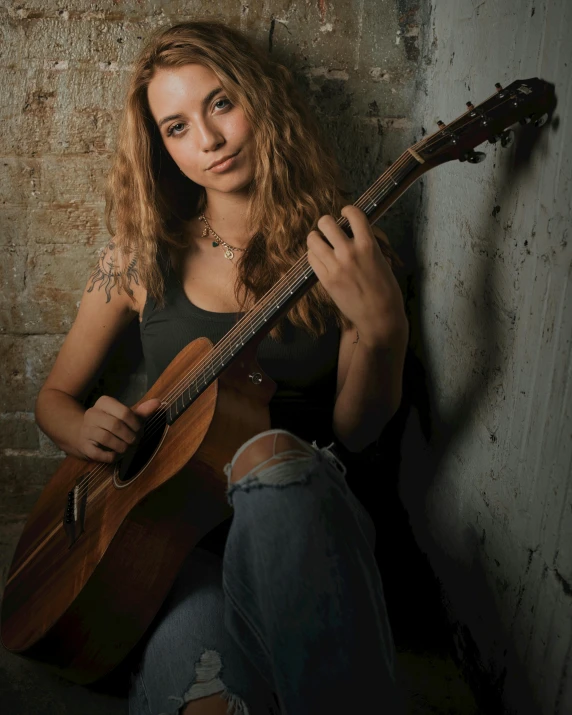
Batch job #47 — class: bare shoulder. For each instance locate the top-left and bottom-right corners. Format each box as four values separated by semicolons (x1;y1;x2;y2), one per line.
87;240;147;319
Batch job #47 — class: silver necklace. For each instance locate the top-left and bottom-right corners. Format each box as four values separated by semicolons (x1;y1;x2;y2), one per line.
199;213;247;261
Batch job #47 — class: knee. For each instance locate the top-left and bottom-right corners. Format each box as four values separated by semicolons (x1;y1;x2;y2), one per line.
180;692;229;714
226;429;315;485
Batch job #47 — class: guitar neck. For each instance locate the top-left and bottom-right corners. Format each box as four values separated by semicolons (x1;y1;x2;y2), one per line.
165;150;427;424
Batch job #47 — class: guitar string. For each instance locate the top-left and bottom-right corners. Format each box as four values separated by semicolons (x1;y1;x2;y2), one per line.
72;92;521;503
70;150;419;502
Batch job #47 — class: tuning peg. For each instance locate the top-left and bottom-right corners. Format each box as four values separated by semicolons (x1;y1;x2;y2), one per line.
500;130;514;148
466;101;474;109
468;151;486;163
437;120;446;128
533;113;548;127
495;82;503;91
488;135;501;144
461;150;486;163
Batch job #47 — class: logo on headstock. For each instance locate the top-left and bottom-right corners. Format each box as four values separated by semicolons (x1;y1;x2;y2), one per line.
517;84;533;95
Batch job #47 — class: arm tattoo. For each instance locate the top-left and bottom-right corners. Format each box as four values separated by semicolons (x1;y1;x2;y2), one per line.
87;241;139;303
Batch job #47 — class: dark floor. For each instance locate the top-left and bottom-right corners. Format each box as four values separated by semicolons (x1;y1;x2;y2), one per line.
346;410;483;715
382;495;483;714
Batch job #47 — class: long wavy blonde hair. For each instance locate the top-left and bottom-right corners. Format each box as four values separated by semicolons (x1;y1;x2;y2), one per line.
105;20;401;340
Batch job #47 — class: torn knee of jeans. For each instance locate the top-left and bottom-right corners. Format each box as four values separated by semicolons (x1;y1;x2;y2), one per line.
165;649;250;715
225;453;318;507
223;439;347;503
223;430;316;484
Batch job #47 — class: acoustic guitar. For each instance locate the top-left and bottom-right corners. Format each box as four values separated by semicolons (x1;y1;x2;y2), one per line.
0;79;554;684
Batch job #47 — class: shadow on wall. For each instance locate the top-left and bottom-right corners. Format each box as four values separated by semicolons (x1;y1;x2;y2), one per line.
389;98;559;715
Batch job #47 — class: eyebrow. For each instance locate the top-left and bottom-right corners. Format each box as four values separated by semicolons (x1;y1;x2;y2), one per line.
158;86;224;128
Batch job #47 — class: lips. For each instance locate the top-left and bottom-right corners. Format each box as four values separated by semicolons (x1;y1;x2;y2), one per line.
207;151;240;171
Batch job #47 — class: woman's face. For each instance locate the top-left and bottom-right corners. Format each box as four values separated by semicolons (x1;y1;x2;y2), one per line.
147;63;255;195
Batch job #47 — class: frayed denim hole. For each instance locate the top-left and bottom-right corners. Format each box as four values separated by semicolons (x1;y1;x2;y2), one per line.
226;458;316;507
159;649;252;715
225;449;319;503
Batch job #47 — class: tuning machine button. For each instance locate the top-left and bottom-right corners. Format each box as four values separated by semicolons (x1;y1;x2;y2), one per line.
437;120;446;128
500;130;514;148
249;372;263;385
533;113;548;127
467;151;486;163
460;150;486;163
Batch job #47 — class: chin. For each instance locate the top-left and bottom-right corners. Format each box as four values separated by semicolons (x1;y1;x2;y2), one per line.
213;173;254;194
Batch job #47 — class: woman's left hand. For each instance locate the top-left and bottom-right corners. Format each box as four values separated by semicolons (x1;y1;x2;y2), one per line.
306;205;408;348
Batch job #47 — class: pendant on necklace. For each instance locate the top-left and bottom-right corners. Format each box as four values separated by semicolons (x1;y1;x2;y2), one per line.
212;241;219;247
224;249;234;260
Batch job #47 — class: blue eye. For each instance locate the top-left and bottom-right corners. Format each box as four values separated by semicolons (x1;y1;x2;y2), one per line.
166;122;185;137
214;98;231;110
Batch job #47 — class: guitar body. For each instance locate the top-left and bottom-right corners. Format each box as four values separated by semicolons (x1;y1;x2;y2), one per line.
0;336;276;684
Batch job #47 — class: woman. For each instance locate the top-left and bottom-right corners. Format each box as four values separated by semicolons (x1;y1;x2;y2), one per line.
35;20;408;715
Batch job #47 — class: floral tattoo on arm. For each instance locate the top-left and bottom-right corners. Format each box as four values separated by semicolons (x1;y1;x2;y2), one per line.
87;242;139;302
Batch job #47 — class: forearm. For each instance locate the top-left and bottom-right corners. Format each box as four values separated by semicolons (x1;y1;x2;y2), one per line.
332;328;408;453
35;388;87;459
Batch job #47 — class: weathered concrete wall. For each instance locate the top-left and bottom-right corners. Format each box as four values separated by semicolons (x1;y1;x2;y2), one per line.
401;0;572;712
0;1;423;711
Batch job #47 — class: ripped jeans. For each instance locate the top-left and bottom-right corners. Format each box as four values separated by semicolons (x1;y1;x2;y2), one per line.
128;429;402;714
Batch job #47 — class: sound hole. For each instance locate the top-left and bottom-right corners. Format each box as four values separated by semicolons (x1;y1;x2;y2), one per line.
115;411;168;484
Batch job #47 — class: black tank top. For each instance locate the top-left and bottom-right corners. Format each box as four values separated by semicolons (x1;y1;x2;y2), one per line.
139;250;341;447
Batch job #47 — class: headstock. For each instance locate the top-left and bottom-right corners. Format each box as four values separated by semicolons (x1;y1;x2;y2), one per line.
416;78;555;166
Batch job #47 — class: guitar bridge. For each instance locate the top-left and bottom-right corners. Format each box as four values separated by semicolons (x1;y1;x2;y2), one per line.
62;476;88;548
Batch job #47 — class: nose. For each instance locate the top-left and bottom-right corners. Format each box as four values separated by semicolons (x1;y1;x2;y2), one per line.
196;117;225;153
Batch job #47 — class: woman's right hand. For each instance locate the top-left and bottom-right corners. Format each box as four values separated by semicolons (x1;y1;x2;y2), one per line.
77;395;162;463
